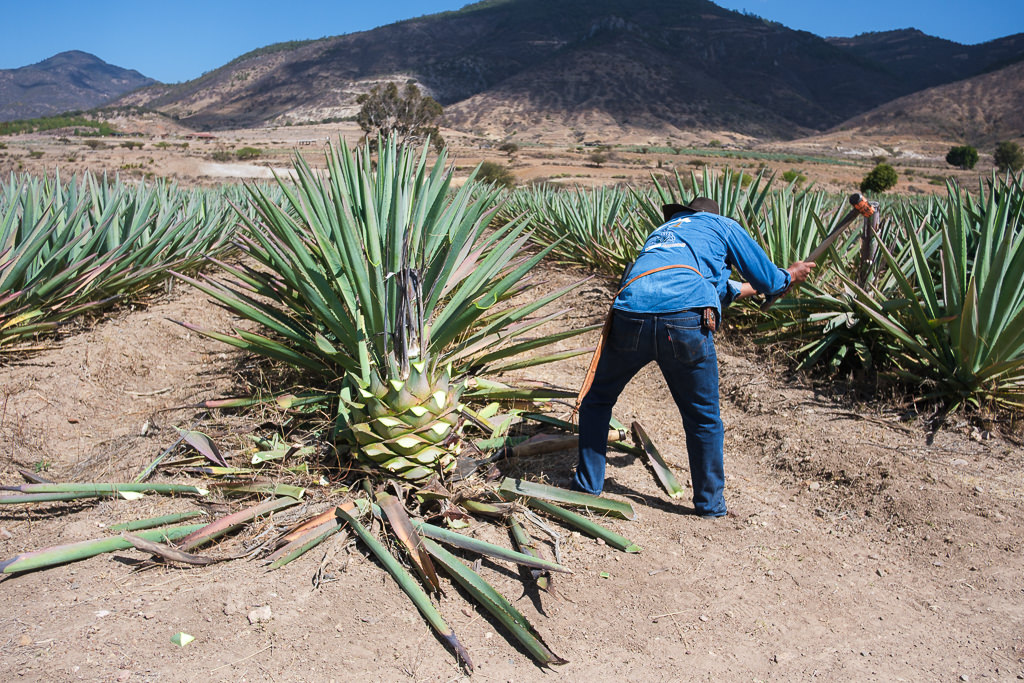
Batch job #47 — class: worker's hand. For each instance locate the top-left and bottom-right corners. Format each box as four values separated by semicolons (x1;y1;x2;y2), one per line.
787;260;816;285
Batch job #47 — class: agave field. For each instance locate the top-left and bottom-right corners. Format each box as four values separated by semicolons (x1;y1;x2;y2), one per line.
0;172;254;350
2;136;1023;671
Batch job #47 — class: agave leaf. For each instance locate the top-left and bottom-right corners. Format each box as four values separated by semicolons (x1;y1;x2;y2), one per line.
409;518;571;574
108;511;206;532
211;483;305;499
178;496;300;551
0;482;209;497
335;505;473;671
501;493;640;553
267;521;347;570
177;429;228;467
133;430;189;483
498;477;636;520
0;523;207;574
377;492;441;593
0;491;109;504
422;538;567;667
631;422;686;499
121;533;220;566
509;514;550;591
276;501;358;546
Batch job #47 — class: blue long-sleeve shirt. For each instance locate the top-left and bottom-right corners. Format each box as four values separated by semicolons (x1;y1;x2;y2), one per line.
614;211;790;314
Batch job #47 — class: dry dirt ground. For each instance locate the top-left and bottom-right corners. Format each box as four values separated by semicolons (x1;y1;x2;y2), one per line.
0;117;994;198
1;264;1022;683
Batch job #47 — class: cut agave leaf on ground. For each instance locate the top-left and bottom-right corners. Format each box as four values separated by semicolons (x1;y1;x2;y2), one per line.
108;511;206;532
211;483;305;499
276;502;357;546
509;514;550;591
0;524;207;574
121;533;220;565
377;492;441;593
267;521;346;570
521;413;639;453
501;493;641;553
0;483;209;497
631;422;686;499
198;391;330;410
178;496;300;551
408;518;571;574
498;477;636;520
460;499;515;518
422;538;567;667
133;431;189;483
0;491;113;505
177;429;228;467
335;506;473;672
170;632;194;647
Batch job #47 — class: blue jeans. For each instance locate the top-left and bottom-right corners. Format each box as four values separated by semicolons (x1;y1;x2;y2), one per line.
573;309;727;517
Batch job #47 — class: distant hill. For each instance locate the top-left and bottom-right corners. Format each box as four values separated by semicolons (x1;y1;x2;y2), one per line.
831;59;1024;144
0;51;156;122
826;29;1024;91
116;0;1024;141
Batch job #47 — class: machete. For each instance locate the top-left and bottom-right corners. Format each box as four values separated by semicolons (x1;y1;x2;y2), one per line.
760;193;876;310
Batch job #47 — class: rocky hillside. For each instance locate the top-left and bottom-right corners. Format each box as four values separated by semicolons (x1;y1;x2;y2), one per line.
831;58;1024;144
108;0;1023;141
826;29;1024;91
0;51;156;122
115;0;1020;139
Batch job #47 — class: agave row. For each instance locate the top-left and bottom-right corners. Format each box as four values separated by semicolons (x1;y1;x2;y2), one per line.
0;172;257;350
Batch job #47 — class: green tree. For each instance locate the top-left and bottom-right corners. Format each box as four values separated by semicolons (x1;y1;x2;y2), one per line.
859;163;898;194
476;161;515;189
945;145;978;170
356;82;444;151
994;141;1024;173
588;151;608;167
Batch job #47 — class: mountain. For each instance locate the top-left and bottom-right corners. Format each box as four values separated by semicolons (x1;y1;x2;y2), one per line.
110;0;899;138
830;59;1024;144
0;51;157;122
826;29;1024;90
115;0;1024;140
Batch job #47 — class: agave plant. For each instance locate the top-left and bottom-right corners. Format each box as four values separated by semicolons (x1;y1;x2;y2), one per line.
638;166;775;229
505;184;646;278
0;172;241;350
843;174;1024;410
180;135;591;481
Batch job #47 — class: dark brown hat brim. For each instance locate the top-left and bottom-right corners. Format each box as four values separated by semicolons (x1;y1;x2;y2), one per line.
661;197;721;222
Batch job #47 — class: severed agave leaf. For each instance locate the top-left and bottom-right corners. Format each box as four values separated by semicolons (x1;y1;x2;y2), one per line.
423;538;567;667
631;422;686;499
498;477;636;520
376;492;441;593
335;505;473;671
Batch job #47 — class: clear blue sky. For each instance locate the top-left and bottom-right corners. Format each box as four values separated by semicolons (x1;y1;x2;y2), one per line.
1;1;1021;84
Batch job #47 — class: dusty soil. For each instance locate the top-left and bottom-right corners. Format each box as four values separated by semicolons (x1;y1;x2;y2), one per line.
1;263;1023;682
0;116;994;197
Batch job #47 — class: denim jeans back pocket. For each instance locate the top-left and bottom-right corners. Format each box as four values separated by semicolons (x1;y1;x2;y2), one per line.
609;314;644;353
666;322;708;364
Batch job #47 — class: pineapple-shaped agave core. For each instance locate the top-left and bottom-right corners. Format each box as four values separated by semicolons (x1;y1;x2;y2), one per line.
345;360;466;481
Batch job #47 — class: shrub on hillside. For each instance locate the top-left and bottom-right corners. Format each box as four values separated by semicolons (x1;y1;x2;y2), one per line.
477;161;515;189
860;163;898;194
945;145;978;170
994;141;1024;173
